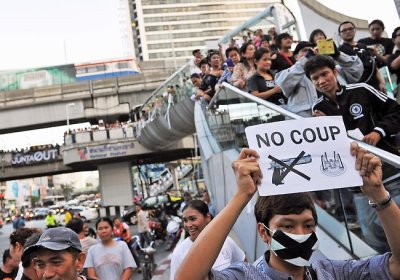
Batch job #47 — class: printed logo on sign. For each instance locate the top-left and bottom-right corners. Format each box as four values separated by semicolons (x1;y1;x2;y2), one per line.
349;103;364;119
320;151;346;176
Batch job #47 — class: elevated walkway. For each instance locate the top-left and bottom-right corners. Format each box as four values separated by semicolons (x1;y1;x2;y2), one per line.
0;59;186;133
136;3;400;263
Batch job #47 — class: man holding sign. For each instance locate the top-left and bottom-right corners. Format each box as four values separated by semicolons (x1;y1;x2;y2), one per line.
176;142;400;280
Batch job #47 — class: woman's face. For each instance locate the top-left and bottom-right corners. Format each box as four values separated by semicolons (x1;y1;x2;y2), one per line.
228;50;241;64
9;243;22;262
242;44;256;59
210;54;221;68
83;223;89;236
255;53;272;72
97;221;113;241
313;32;326;44
182;207;211;241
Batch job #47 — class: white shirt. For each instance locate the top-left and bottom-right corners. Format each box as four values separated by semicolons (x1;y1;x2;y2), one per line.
170;236;245;279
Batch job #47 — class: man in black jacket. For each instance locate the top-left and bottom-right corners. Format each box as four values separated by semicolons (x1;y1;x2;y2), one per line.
307;55;400;155
306;55;400;253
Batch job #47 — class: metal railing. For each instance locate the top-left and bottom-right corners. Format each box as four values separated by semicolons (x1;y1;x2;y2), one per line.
202;82;400;258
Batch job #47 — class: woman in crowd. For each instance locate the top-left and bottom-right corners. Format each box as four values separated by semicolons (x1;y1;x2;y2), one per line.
196;49;223;102
309;28;327;46
247;47;287;106
84;217;136;280
230;42;256;91
215;46;241;92
170;200;245;279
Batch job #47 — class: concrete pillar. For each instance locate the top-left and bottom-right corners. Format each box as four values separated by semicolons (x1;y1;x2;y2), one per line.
98;162;134;206
170;163;180;191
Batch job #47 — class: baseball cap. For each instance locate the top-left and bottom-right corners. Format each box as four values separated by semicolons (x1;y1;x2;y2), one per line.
294;41;314;55
23;227;82;257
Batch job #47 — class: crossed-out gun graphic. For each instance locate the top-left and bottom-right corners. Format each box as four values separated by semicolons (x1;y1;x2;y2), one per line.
268;151;312;186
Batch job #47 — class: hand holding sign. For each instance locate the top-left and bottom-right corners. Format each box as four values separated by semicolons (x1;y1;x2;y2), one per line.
245;116;362;196
231;148;263;198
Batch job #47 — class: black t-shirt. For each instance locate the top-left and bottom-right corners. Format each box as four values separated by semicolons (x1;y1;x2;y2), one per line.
387;50;400;85
271;52;296;73
0;268;18;280
339;42;379;88
357;37;394;67
247;71;287;105
199;73;220;99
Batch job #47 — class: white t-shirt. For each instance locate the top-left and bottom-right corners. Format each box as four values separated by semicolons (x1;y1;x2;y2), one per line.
84;240;137;280
170;236;245;279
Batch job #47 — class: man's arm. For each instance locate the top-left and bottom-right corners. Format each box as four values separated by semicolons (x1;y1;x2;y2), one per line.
86;268;99;279
336;51;363;83
120;268;133;280
388;54;400;71
350;142;400;279
275;56;308;98
366;84;400;137
175;149;262;280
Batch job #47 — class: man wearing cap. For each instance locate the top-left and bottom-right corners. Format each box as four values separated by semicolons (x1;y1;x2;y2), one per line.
275;41;363;117
23;227;90;280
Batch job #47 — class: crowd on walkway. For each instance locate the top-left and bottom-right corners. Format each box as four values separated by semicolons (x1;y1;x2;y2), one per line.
175;19;400;280
2;18;400;280
0;144;60;155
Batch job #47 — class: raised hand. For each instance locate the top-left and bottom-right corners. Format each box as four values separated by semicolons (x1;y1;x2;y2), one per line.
231;148;262;198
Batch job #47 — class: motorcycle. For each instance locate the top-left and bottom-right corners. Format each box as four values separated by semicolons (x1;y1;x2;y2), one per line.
164;215;182;251
131;235;157;280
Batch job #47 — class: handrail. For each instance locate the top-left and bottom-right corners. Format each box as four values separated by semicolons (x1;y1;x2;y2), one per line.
215;82;400;168
139;63;190;112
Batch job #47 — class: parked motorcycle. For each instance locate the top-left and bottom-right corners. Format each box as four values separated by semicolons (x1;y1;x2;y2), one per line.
164;215;182;251
131;235;157;280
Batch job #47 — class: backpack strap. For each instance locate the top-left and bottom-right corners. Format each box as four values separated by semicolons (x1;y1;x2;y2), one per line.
306;266;318;280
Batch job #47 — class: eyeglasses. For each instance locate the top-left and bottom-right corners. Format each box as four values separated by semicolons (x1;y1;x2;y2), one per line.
340;27;355;33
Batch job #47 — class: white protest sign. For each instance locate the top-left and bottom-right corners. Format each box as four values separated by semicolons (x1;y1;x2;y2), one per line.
245;116;363;196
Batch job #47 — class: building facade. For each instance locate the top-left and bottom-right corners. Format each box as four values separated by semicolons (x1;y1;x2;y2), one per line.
129;0;275;61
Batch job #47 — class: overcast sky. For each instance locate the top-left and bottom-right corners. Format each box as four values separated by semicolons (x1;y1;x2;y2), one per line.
0;0;399;150
0;0;398;71
0;0;123;70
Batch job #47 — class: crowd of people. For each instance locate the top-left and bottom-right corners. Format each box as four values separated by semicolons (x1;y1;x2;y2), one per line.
4;214;137;279
187;19;400;253
2;18;400;280
0;144;60;155
1;187;220;280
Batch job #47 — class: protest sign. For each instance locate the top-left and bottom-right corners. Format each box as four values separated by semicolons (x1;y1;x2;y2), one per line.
245;116;362;196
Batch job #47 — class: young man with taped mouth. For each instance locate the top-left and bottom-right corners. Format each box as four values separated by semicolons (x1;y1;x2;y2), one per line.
175;143;400;280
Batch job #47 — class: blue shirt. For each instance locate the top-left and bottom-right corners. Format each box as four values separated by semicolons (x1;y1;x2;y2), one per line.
210;251;392;279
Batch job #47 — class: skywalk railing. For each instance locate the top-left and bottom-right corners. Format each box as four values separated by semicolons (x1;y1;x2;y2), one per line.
209;82;400;168
203;82;400;258
136;63;193;135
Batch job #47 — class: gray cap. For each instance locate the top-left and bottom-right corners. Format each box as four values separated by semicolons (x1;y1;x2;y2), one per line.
23;227;82;256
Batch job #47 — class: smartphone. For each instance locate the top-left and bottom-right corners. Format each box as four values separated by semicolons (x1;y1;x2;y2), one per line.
317;39;335;55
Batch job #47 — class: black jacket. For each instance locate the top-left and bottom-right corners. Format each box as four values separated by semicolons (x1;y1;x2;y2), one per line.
312;83;400;154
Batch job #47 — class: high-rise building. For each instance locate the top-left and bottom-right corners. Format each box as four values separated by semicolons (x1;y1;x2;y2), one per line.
128;0;275;61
